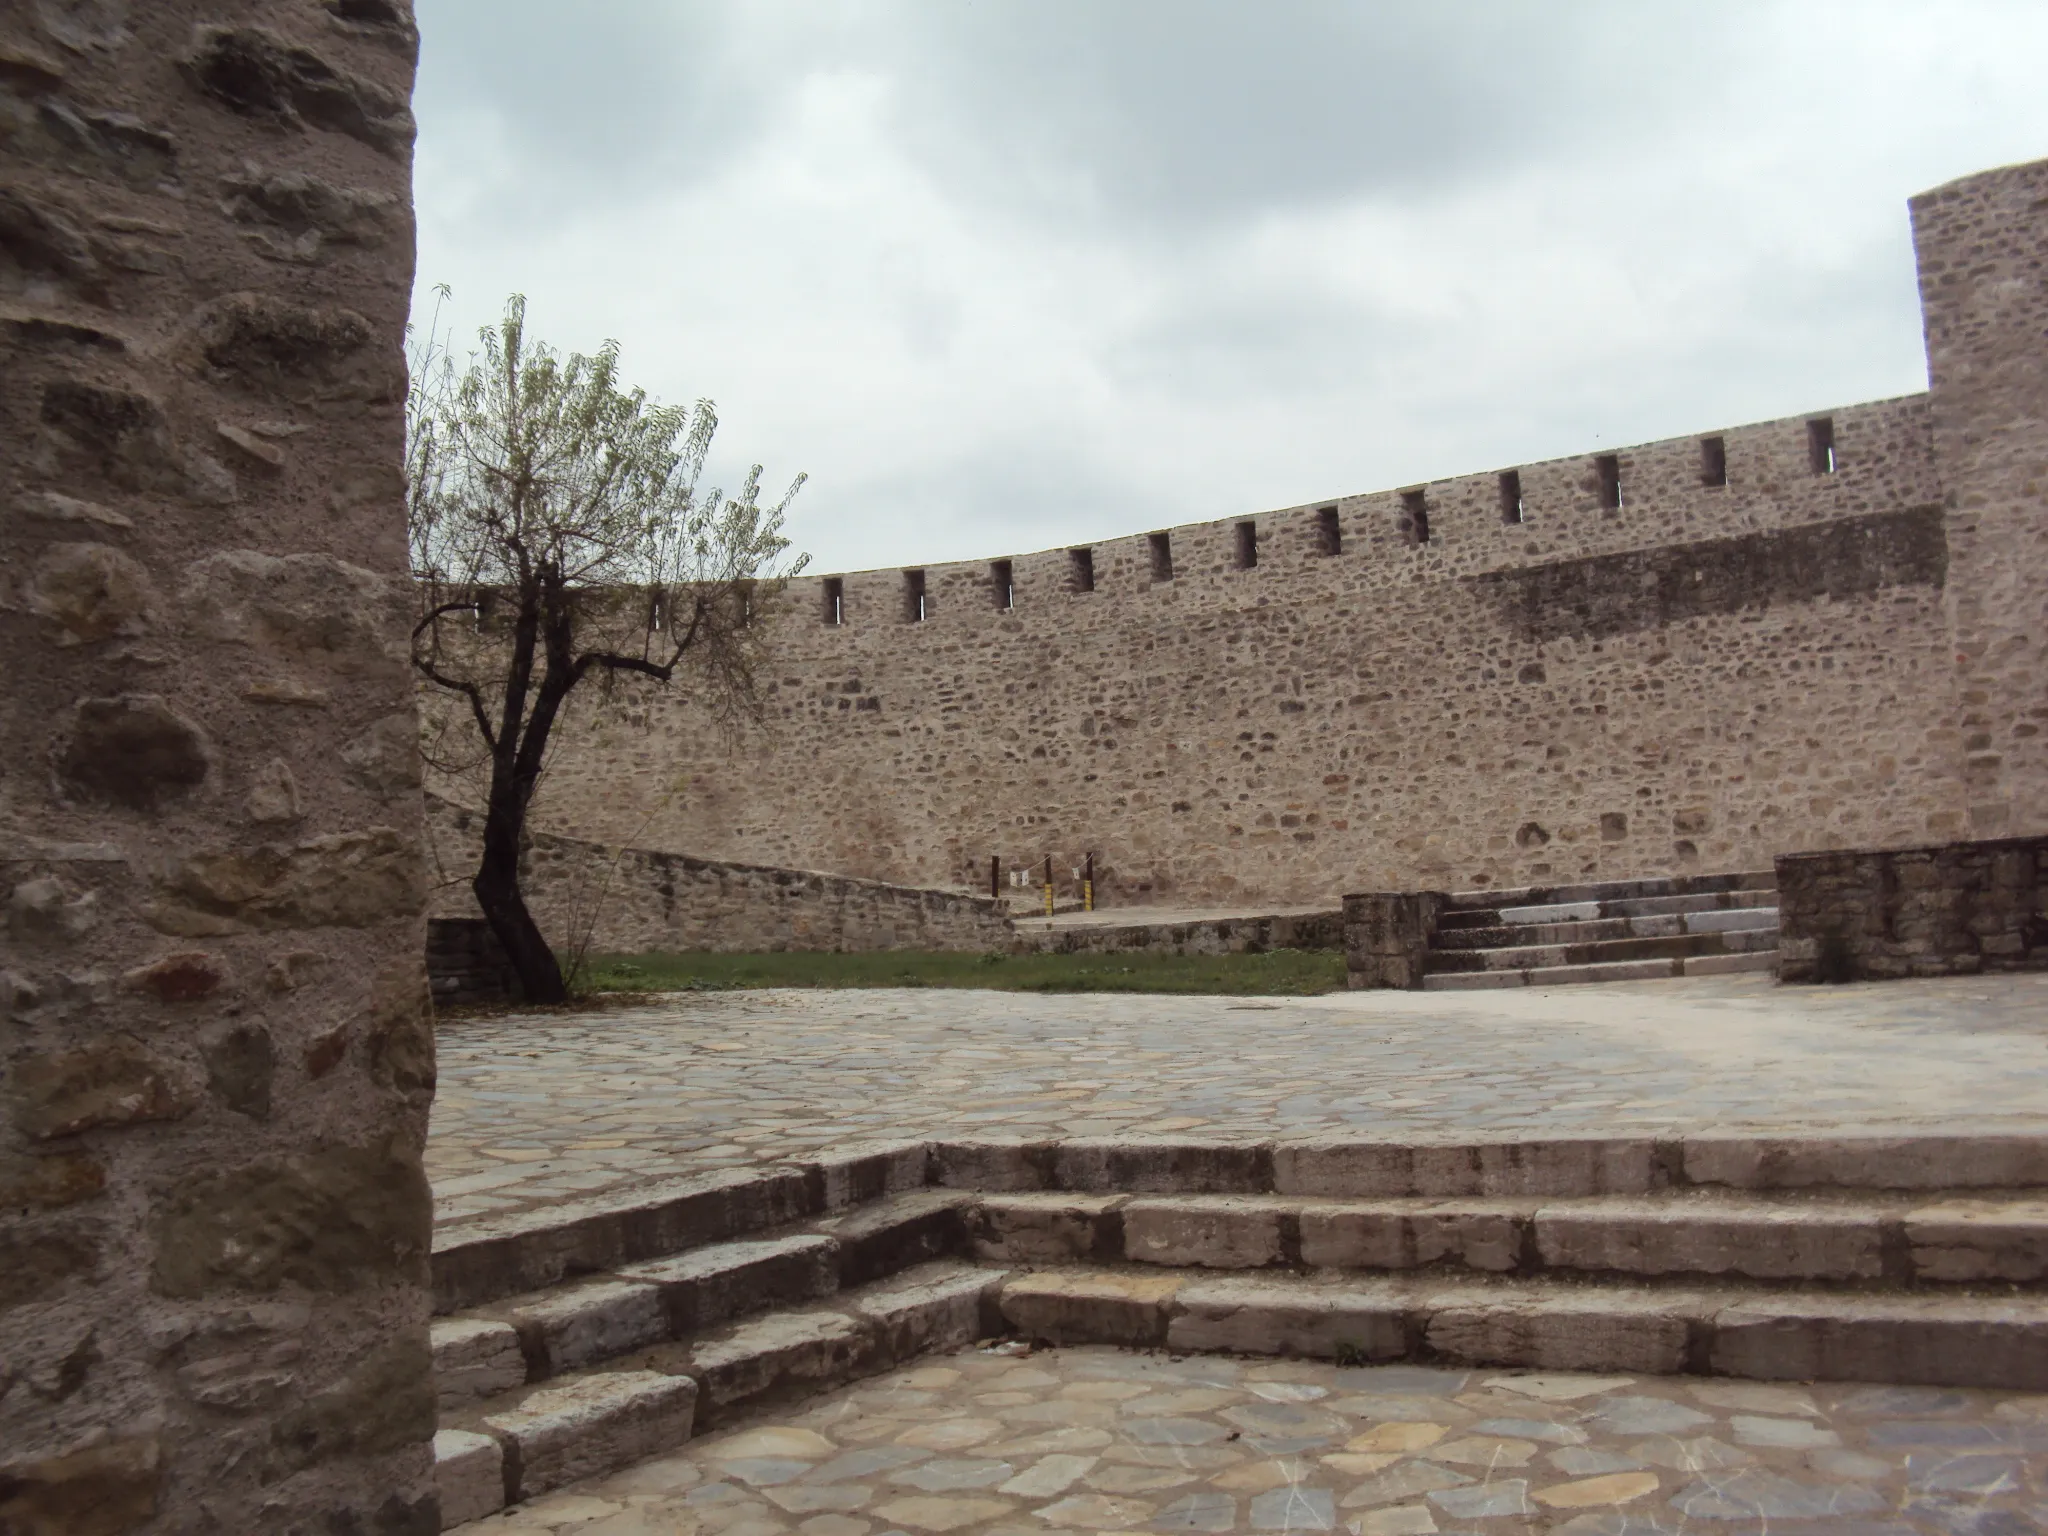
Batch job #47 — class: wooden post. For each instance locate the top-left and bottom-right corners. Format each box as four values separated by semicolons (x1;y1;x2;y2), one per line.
1084;851;1094;912
1043;855;1054;917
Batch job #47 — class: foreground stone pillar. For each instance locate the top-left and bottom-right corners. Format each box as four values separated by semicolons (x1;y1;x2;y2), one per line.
1;3;434;1531
1342;892;1446;989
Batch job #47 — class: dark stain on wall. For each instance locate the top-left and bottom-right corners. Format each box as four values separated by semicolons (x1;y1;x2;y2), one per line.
1468;505;1948;642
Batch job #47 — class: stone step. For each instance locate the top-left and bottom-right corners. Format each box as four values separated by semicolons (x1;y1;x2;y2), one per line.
1440;888;1780;930
968;1189;2048;1287
1431;905;1779;950
431;1138;931;1313
1424;925;1778;974
1422;950;1777;988
1444;870;1777;912
997;1266;2048;1390
434;1190;978;1411
439;1261;1007;1526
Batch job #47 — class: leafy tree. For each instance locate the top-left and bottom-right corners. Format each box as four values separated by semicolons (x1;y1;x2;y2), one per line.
407;292;806;1002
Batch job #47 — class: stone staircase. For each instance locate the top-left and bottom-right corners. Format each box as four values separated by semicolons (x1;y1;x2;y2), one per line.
1422;871;1780;990
426;1133;2048;1528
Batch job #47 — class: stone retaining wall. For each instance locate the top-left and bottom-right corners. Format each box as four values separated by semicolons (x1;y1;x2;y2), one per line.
1777;838;2048;982
1022;909;1342;956
0;5;435;1529
427;797;1017;954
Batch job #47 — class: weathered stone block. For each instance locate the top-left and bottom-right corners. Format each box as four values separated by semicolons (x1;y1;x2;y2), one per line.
271;1333;435;1474
153;827;424;934
501;1278;666;1377
617;1233;838;1335
1051;1138;1270;1195
1904;1199;2048;1282
0;1151;106;1211
1122;1196;1285;1268
29;547;160;649
151;1140;431;1297
1167;1276;1407;1360
0;1228;100;1309
814;1190;971;1287
1299;1200;1527;1273
179;27;414;158
798;1139;931;1211
968;1192;1125;1264
1682;1134;2048;1191
1707;1294;2048;1389
853;1262;1006;1361
432;1429;503;1529
220;166;399;262
999;1269;1182;1348
930;1137;1053;1192
0;1434;161;1535
687;1310;874;1422
13;1039;194;1140
1533;1201;1884;1281
483;1370;697;1500
430;1317;526;1410
1274;1137;1658;1199
1344;892;1445;989
1425;1286;1698;1374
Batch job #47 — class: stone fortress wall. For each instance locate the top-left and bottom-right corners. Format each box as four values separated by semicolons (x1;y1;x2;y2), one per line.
1;2;437;1532
509;159;2048;911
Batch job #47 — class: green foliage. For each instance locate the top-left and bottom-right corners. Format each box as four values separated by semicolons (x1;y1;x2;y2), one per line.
577;948;1348;997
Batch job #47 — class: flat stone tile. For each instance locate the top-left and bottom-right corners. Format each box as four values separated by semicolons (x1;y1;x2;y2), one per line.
428;977;2048;1226
444;1346;2048;1534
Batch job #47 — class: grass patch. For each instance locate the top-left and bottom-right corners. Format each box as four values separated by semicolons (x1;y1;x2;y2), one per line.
578;947;1347;996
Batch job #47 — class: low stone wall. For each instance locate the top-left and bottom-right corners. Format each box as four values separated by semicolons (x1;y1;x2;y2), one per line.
1343;892;1447;989
427;798;1017;954
1023;909;1343;956
1777;838;2048;982
428;918;522;1008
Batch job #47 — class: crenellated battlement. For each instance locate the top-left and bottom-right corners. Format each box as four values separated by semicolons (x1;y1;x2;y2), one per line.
799;393;1936;629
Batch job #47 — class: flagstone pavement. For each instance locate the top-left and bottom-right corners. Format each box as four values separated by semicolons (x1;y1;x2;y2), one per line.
427;972;2048;1228
455;1345;2048;1535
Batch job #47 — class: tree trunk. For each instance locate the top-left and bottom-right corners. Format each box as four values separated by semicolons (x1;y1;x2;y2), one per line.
473;761;568;1004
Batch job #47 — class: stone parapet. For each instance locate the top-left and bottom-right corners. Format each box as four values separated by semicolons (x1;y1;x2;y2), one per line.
426;795;1016;956
1776;837;2048;982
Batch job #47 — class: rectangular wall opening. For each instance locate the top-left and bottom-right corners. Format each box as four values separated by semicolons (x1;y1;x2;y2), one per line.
823;576;844;626
991;559;1014;610
1700;435;1727;488
1235;521;1258;569
903;568;927;623
1316;505;1341;555
1595;454;1622;510
1402;488;1431;544
1148;532;1173;582
1808;416;1836;474
1498;470;1524;525
1069;547;1095;593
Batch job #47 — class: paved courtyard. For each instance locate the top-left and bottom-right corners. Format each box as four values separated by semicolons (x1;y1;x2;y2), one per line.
428;973;2048;1228
457;1346;2048;1535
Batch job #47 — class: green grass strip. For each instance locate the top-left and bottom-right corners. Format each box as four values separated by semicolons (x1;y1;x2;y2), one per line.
576;948;1347;996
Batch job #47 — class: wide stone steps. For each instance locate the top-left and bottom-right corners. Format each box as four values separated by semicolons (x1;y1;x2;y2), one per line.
1423;870;1780;989
428;1132;2048;1527
1424;925;1778;975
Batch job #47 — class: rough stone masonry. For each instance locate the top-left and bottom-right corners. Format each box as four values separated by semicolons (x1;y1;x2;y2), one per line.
0;2;435;1532
488;157;2048;913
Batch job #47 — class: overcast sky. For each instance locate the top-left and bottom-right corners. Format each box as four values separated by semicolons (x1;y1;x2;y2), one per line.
412;2;2048;577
